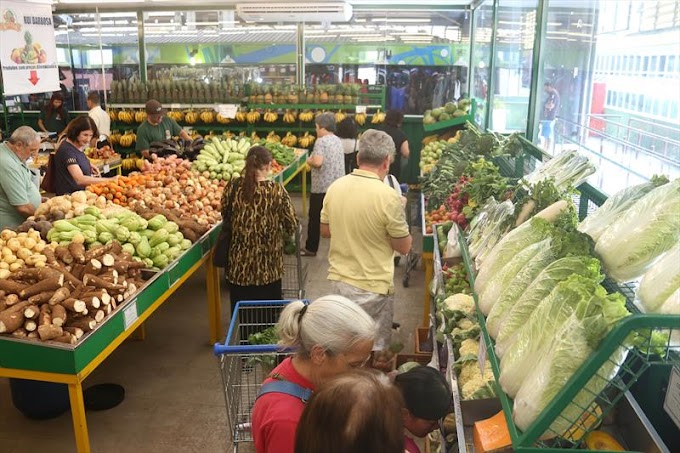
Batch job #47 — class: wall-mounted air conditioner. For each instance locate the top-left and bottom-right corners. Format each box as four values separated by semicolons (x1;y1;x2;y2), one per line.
236;2;353;23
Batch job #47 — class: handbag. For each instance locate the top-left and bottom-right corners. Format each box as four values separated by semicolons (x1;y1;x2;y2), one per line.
212;181;239;268
40;153;56;193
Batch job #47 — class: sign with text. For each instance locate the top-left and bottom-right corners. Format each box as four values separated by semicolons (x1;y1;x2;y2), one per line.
0;1;60;95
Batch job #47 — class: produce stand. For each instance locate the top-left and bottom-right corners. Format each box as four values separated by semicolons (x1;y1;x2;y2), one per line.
0;225;220;453
423;134;678;451
422;100;477;134
0;154;308;453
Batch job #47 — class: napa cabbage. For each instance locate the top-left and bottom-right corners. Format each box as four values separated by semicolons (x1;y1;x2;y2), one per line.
637;244;680;314
595;178;680;282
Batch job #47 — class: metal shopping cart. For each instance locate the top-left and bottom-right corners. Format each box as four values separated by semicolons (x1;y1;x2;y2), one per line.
282;224;307;300
214;300;299;453
402;186;422;287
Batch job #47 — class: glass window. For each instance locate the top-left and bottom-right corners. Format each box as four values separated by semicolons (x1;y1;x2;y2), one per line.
650;55;658;72
668;55;677;73
472;1;493;128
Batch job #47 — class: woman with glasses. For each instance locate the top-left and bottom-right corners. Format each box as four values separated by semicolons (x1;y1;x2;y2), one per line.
251;296;376;453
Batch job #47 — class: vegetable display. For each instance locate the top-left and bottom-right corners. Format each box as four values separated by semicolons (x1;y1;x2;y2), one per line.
0;229;48;278
191;137;250;180
594;177;680;282
636;244;680;314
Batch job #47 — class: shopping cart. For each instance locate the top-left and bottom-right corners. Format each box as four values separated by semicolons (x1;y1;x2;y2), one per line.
214;300;298;453
282;223;307;299
402;187;422;287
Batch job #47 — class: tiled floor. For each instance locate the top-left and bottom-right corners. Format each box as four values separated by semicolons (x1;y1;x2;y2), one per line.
0;193;426;453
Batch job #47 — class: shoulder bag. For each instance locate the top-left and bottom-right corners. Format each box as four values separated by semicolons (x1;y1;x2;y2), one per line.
212;181;239;268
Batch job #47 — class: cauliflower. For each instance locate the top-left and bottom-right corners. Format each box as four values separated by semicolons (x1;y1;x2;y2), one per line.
460;360;497;400
440;293;476;320
459;338;480;358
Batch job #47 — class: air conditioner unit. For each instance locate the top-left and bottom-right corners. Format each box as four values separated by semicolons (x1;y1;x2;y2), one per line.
236;2;353;23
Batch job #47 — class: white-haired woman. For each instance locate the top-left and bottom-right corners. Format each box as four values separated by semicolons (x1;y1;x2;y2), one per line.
251;295;376;453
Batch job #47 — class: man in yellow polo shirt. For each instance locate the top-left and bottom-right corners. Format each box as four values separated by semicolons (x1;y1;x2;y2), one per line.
320;129;412;351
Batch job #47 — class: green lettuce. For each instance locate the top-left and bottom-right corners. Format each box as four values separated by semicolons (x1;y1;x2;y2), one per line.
578;176;668;242
512;291;629;433
498;275;604;398
495;256;602;358
595;178;680;282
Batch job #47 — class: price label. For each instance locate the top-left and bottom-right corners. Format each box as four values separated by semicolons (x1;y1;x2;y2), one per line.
478;334;488;374
664;366;680;429
170;103;181;109
167;261;180;287
103;164;110;174
200;235;212;257
355;105;367;114
218;104;238;119
123;299;138;330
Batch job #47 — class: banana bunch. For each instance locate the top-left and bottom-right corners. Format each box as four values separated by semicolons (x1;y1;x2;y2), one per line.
250;131;261;141
122;158;145;171
135;110;147;123
235;109;248;123
216;113;231;124
355;112;367;126
167;110;184;122
266;131;281;143
109;131;122;146
118;110;135;124
422;135;440;145
185;111;199;124
299;110;315;122
263;109;278;123
119;131;136;148
283;109;297;123
335;110;346;123
108;110;117;121
246;110;261;124
371;109;386;124
298;132;316;149
281;132;297;147
200;110;216;123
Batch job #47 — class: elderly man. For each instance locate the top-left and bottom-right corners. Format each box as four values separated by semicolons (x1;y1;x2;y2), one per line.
320;129;412;351
135;99;191;157
0;126;42;230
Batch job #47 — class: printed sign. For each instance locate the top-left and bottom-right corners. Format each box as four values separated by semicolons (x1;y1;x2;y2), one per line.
0;1;60;95
664;366;680;429
123;299;138;330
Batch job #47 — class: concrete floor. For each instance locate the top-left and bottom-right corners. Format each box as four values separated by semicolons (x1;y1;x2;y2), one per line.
0;193;426;453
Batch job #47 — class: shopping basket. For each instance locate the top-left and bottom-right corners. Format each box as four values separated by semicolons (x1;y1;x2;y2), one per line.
213;300;301;453
282;223;307;299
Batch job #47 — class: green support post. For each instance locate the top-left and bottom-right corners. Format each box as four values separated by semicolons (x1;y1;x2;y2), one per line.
137;10;147;83
525;0;548;143
484;0;499;130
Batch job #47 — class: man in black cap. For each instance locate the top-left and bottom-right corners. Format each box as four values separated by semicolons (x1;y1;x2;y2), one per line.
394;365;453;453
135;99;191;157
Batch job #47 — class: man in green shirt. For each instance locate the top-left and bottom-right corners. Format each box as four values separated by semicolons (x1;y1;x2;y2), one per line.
0;126;42;230
135;99;191;157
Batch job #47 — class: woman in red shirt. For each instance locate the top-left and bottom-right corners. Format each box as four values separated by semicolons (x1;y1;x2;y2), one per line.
252;296;376;453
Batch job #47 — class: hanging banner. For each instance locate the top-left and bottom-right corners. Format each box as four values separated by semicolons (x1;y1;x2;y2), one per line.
0;1;60;96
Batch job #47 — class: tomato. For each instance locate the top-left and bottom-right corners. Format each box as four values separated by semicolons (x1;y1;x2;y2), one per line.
457;213;466;224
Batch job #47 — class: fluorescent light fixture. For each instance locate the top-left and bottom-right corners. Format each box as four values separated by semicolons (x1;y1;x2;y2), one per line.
354;19;366;23
371;18;431;23
498;20;522;25
61;0;139;4
146;12;176;17
355;37;395;42
547;22;562;26
99;12;137;18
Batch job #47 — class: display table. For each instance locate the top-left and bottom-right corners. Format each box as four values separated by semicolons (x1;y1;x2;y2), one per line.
0;151;308;453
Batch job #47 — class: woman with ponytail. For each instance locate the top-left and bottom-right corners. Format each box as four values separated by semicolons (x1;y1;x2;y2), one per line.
220;146;297;310
252;296;377;453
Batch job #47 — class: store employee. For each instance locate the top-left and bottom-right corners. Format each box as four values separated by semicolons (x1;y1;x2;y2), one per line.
135;99;191;157
0;126;42;230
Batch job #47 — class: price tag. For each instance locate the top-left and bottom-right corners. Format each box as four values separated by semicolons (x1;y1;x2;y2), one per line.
478;334;488;374
200;235;212;257
664;366;680;428
170;103;181;109
123;299;138;330
355;105;367;114
103;164;110;174
166;261;180;287
218;104;238;119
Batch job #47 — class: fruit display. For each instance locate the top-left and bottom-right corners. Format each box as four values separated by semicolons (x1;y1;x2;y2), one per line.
147;137;205;159
423;99;472;125
0;229;49;279
118;131;136;148
85;145;120;161
34;191;116;220
191;137;249;180
441;261;471;296
110;78;245;105
264;142;296;166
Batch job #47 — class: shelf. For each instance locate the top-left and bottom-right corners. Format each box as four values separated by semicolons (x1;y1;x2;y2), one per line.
422;100;477;133
454;228;678;451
